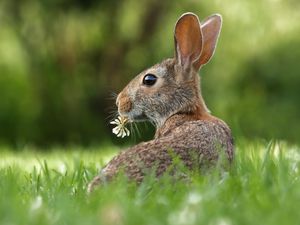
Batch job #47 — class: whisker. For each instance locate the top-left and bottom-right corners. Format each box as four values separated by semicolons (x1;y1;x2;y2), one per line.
129;122;137;143
105;106;118;114
133;122;142;139
108;92;118;100
146;120;155;128
105;113;117;121
105;92;119;123
105;111;119;123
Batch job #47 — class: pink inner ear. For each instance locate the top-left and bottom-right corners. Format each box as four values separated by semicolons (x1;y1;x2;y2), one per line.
174;13;203;67
196;15;222;68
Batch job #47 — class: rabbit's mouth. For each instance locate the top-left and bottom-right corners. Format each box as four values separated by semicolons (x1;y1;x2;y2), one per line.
132;112;148;121
121;111;148;122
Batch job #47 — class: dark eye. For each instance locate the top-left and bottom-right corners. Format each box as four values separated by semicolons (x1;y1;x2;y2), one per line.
143;74;157;86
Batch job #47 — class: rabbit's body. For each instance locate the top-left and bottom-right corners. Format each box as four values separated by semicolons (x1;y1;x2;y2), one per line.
89;115;233;188
88;13;234;192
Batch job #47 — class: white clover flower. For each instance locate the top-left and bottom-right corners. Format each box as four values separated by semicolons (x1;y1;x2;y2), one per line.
110;116;130;138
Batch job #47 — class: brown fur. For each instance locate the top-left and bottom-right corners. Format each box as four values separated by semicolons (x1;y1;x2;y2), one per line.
88;13;233;192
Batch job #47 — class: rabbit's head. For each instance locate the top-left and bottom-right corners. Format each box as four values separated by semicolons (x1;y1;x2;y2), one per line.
116;13;222;127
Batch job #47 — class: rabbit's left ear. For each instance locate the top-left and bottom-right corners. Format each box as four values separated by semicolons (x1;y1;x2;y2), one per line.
195;14;222;68
174;13;203;71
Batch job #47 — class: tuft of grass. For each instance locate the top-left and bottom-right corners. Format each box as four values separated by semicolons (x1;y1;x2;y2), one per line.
0;140;300;225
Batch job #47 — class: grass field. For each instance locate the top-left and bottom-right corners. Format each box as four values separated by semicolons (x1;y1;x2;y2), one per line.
1;140;300;225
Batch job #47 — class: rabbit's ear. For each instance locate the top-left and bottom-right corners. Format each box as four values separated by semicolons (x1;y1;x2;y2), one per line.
174;13;203;71
195;14;222;68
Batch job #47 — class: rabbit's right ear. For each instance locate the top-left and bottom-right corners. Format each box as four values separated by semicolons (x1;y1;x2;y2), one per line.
195;14;222;68
174;13;203;72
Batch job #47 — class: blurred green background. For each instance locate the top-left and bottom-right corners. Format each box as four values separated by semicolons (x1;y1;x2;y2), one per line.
0;0;299;147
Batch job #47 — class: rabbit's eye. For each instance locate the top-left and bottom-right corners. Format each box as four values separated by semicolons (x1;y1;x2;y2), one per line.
143;74;157;86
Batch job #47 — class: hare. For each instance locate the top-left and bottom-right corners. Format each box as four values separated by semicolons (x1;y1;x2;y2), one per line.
88;12;234;192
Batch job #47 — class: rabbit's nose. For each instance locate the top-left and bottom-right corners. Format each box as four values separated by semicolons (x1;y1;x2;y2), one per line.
116;92;132;113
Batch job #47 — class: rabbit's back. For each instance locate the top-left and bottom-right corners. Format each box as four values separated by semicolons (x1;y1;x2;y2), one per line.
165;119;233;162
99;119;233;183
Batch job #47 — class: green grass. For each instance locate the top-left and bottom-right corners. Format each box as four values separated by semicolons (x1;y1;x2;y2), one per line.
1;140;300;225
